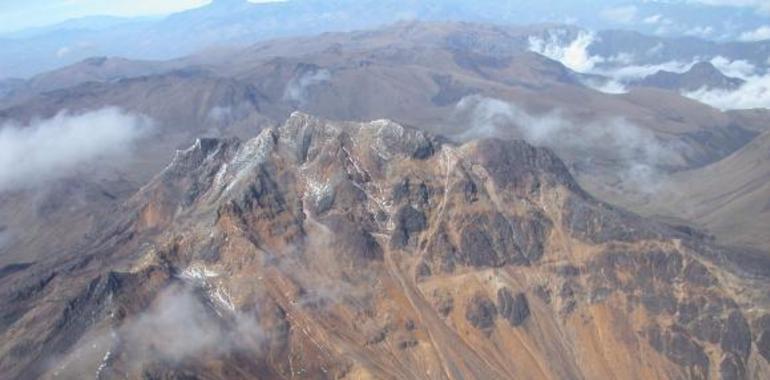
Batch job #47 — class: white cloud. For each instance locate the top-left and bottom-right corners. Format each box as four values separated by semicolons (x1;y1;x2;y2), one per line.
680;55;770;110
283;68;331;104
56;47;71;59
455;95;681;192
644;14;663;24
709;56;756;79
0;107;151;192
600;5;638;24
685;74;770;110
739;26;770;41
599;61;697;82
53;284;266;377
528;30;698;94
529;31;604;73
121;286;264;363
685;26;714;37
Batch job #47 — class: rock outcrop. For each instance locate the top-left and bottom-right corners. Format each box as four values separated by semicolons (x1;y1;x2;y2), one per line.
1;113;769;379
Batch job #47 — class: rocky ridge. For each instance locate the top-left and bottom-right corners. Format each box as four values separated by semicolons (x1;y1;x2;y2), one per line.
0;113;769;379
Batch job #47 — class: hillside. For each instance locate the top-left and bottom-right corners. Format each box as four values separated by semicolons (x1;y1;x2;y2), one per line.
1;113;769;379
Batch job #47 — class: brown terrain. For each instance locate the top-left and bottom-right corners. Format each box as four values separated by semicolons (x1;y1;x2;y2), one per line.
0;21;769;380
1;113;769;379
1;22;769;268
642;130;770;251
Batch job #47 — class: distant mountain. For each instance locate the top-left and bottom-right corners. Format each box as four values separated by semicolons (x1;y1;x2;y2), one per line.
1;15;152;39
3;21;768;267
1;0;770;78
630;61;745;92
590;29;770;70
2;19;770;379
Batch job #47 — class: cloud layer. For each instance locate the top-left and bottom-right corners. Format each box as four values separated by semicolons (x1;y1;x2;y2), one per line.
0;107;151;192
283;68;331;105
455;95;681;192
528;30;697;93
685;74;770;109
529;29;770;110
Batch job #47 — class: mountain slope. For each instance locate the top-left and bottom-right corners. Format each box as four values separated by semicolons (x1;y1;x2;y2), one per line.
1;113;769;379
3;0;770;79
630;61;745;92
3;21;769;264
647;130;770;251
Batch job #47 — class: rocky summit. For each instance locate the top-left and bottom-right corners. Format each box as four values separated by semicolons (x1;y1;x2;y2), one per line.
1;113;770;379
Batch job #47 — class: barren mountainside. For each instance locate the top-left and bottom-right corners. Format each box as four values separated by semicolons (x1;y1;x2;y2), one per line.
2;113;769;379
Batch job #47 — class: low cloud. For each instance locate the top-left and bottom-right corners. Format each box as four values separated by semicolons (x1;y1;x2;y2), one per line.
54;283;266;378
528;29;698;94
739;25;770;41
644;14;663;24
685;74;770;109
709;56;757;79
685;26;715;38
527;30;770;109
455;95;681;192
681;56;770;110
600;60;697;82
283;68;331;105
0;107;151;192
529;30;603;73
122;285;264;364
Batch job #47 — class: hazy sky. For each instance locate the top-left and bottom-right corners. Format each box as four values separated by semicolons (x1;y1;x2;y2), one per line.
0;0;767;34
0;0;278;33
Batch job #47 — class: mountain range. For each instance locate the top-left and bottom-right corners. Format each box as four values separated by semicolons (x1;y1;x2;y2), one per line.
2;112;769;379
2;0;770;78
1;16;770;380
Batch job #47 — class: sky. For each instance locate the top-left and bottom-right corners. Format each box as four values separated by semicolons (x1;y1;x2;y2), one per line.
0;0;277;33
0;0;768;34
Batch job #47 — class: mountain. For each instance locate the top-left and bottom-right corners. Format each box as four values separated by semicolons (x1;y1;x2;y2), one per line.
1;113;769;379
3;21;769;267
2;0;770;79
590;30;770;70
639;130;770;251
630;61;745;92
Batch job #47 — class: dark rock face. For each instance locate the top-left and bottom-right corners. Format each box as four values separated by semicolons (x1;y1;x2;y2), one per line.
0;262;33;281
683;260;717;287
424;225;458;273
510;212;551;262
646;251;684;282
497;288;530;327
391;206;428;249
648;326;709;374
721;311;752;360
458;213;527;267
466;293;497;332
564;195;659;243
719;354;745;380
3;113;770;379
692;315;724;344
322;215;383;263
757;315;770;362
757;330;770;362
